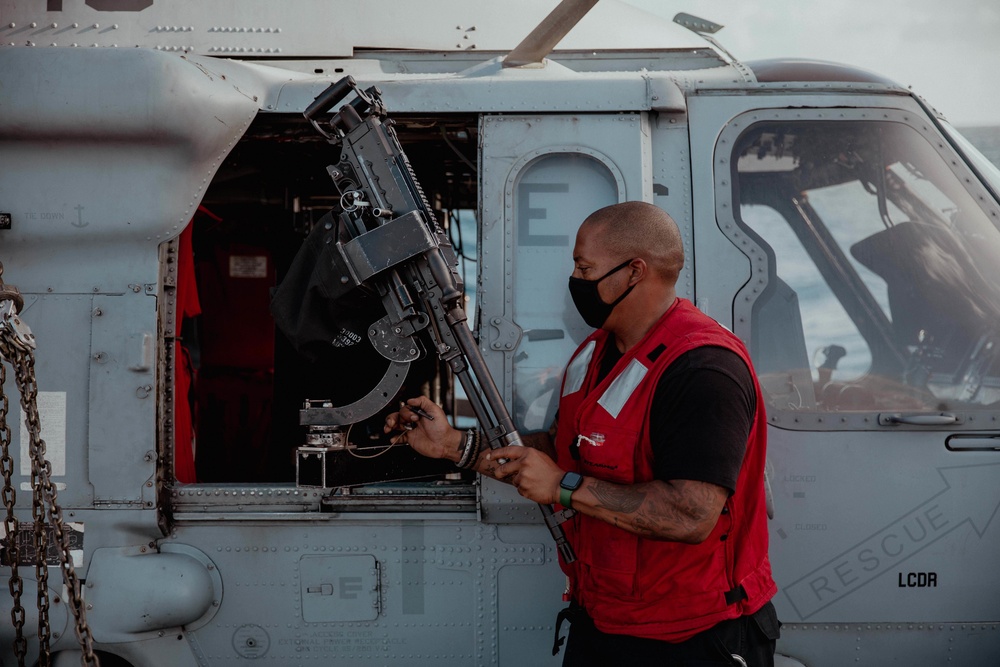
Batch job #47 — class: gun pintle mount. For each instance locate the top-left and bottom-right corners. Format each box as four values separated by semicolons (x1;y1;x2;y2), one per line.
275;76;575;563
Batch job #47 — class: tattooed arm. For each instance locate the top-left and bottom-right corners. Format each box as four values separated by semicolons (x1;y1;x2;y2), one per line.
484;439;728;544
571;477;728;544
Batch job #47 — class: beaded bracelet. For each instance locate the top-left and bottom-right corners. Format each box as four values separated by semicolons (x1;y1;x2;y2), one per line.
456;428;475;469
472;430;483;466
456;429;481;470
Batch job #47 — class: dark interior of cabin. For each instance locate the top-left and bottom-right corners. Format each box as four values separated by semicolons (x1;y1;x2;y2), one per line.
181;112;480;484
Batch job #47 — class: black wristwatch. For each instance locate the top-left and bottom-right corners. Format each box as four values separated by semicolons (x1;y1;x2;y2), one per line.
559;471;583;509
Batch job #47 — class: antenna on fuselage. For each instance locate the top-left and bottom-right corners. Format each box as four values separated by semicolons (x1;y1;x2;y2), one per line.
502;0;600;68
672;11;740;64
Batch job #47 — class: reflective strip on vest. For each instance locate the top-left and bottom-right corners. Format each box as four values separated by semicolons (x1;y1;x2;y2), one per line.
597;358;648;418
563;339;596;397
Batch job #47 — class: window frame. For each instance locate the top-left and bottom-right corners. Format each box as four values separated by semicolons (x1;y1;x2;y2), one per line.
713;107;1000;431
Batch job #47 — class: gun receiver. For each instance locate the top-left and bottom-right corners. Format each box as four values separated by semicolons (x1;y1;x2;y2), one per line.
295;76;575;563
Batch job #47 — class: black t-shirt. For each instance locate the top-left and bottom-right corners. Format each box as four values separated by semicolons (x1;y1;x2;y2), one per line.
597;341;755;494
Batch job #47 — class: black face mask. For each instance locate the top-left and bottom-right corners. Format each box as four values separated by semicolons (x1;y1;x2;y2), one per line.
568;259;635;329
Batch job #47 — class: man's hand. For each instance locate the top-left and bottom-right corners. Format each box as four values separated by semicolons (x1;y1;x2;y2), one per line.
486;446;564;505
385;401;559;488
383;396;464;463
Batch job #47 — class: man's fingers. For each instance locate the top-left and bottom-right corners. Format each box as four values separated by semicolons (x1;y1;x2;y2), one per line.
403;396;442;419
487;446;519;462
494;456;523;482
383;411;415;433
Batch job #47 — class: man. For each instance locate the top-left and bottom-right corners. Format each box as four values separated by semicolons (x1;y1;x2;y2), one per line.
387;201;779;665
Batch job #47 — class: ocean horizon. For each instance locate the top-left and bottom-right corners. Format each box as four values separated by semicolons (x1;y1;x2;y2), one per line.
957;125;1000;168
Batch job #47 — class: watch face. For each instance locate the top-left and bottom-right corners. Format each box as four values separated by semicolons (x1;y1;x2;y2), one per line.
561;471;583;491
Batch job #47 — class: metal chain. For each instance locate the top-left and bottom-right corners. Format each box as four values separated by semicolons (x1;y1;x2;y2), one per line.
27;353;52;665
0;261;99;667
1;357;28;664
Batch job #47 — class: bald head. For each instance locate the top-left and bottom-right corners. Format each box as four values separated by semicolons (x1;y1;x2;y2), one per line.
581;202;685;283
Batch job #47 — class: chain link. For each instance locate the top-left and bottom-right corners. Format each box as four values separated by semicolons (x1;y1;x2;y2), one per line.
1;270;99;667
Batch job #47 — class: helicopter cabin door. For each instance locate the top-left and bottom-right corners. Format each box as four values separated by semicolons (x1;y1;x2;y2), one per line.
476;112;655;522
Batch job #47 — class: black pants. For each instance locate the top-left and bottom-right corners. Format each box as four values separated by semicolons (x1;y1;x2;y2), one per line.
559;601;780;667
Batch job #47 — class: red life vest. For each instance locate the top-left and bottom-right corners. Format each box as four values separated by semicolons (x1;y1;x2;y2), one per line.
555;298;776;642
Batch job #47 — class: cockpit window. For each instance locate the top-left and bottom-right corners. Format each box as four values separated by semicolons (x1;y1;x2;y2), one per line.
940;121;1000;201
731;120;1000;415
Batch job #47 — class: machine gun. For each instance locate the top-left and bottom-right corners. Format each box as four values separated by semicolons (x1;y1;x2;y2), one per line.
272;76;575;563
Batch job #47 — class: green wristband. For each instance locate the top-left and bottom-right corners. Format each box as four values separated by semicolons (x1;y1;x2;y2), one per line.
559;486;574;509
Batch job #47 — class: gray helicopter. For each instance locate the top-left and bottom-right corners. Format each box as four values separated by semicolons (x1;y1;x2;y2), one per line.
1;1;999;665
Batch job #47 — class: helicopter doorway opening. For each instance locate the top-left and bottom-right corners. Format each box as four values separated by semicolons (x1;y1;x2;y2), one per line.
160;111;481;500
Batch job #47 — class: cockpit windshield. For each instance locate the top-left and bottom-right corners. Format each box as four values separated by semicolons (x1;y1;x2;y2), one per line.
940;121;1000;200
732;120;1000;414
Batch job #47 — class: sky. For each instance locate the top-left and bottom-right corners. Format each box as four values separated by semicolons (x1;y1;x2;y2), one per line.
623;0;1000;128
